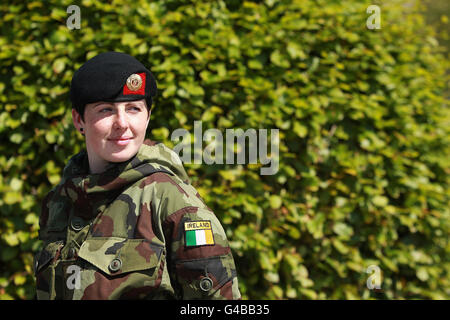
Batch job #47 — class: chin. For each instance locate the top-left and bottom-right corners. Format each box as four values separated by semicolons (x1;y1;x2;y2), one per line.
106;146;140;163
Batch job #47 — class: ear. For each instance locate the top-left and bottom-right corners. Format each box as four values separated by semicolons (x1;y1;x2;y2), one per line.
72;108;85;135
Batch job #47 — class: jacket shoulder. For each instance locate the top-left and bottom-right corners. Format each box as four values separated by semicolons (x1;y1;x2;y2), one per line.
137;171;209;221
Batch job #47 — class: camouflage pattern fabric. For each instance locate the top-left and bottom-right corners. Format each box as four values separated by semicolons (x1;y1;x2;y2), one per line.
34;139;241;300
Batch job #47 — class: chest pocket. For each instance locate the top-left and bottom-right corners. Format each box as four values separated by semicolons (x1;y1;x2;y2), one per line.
35;237;165;300
75;237;166;299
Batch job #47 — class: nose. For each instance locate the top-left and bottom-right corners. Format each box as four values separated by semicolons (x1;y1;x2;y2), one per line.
113;109;128;130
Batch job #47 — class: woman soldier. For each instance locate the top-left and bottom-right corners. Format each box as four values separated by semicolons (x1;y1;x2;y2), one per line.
34;52;241;300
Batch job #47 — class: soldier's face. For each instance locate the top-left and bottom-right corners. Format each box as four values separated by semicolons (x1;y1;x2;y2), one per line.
72;99;150;173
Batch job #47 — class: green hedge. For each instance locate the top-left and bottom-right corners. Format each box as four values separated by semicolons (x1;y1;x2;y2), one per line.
0;0;449;299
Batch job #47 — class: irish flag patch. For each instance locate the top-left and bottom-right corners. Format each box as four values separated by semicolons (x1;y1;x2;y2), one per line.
184;220;215;247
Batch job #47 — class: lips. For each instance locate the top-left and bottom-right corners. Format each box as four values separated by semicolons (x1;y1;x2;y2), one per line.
109;137;133;141
108;136;133;146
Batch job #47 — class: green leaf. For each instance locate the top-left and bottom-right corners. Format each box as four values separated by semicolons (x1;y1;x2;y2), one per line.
293;122;308;138
332;238;350;254
248;59;263;70
25;213;39;226
3;233;19;246
270;50;290;68
416;268;429;282
45;131;57;144
151;127;170;140
259;252;272;270
372;195;389;207
307;213;326;239
13;274;27;286
180;82;205;96
333;222;354;239
287;42;306;59
219;170;236;181
288;226;301;239
52;58;65;74
264;271;280;283
121;32;140;46
269;195;282;209
10;177;23;191
300;288;318;300
174;110;187;125
4;192;22;205
10;133;23;144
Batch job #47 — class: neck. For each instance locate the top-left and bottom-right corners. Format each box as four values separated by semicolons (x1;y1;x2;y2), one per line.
87;154;110;174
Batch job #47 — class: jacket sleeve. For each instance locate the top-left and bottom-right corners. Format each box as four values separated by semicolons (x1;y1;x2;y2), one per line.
157;177;241;300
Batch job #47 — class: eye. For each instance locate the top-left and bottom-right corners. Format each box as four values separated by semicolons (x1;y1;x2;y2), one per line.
128;105;142;112
99;107;112;113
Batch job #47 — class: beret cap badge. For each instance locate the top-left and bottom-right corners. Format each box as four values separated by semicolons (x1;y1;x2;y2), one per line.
126;73;143;91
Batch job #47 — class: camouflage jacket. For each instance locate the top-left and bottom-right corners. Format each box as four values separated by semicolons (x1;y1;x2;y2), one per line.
34;139;241;300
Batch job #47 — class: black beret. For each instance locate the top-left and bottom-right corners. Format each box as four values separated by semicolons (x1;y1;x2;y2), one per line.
70;51;157;116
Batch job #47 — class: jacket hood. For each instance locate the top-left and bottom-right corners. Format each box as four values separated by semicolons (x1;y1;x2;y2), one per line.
62;139;189;182
57;139;189;220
